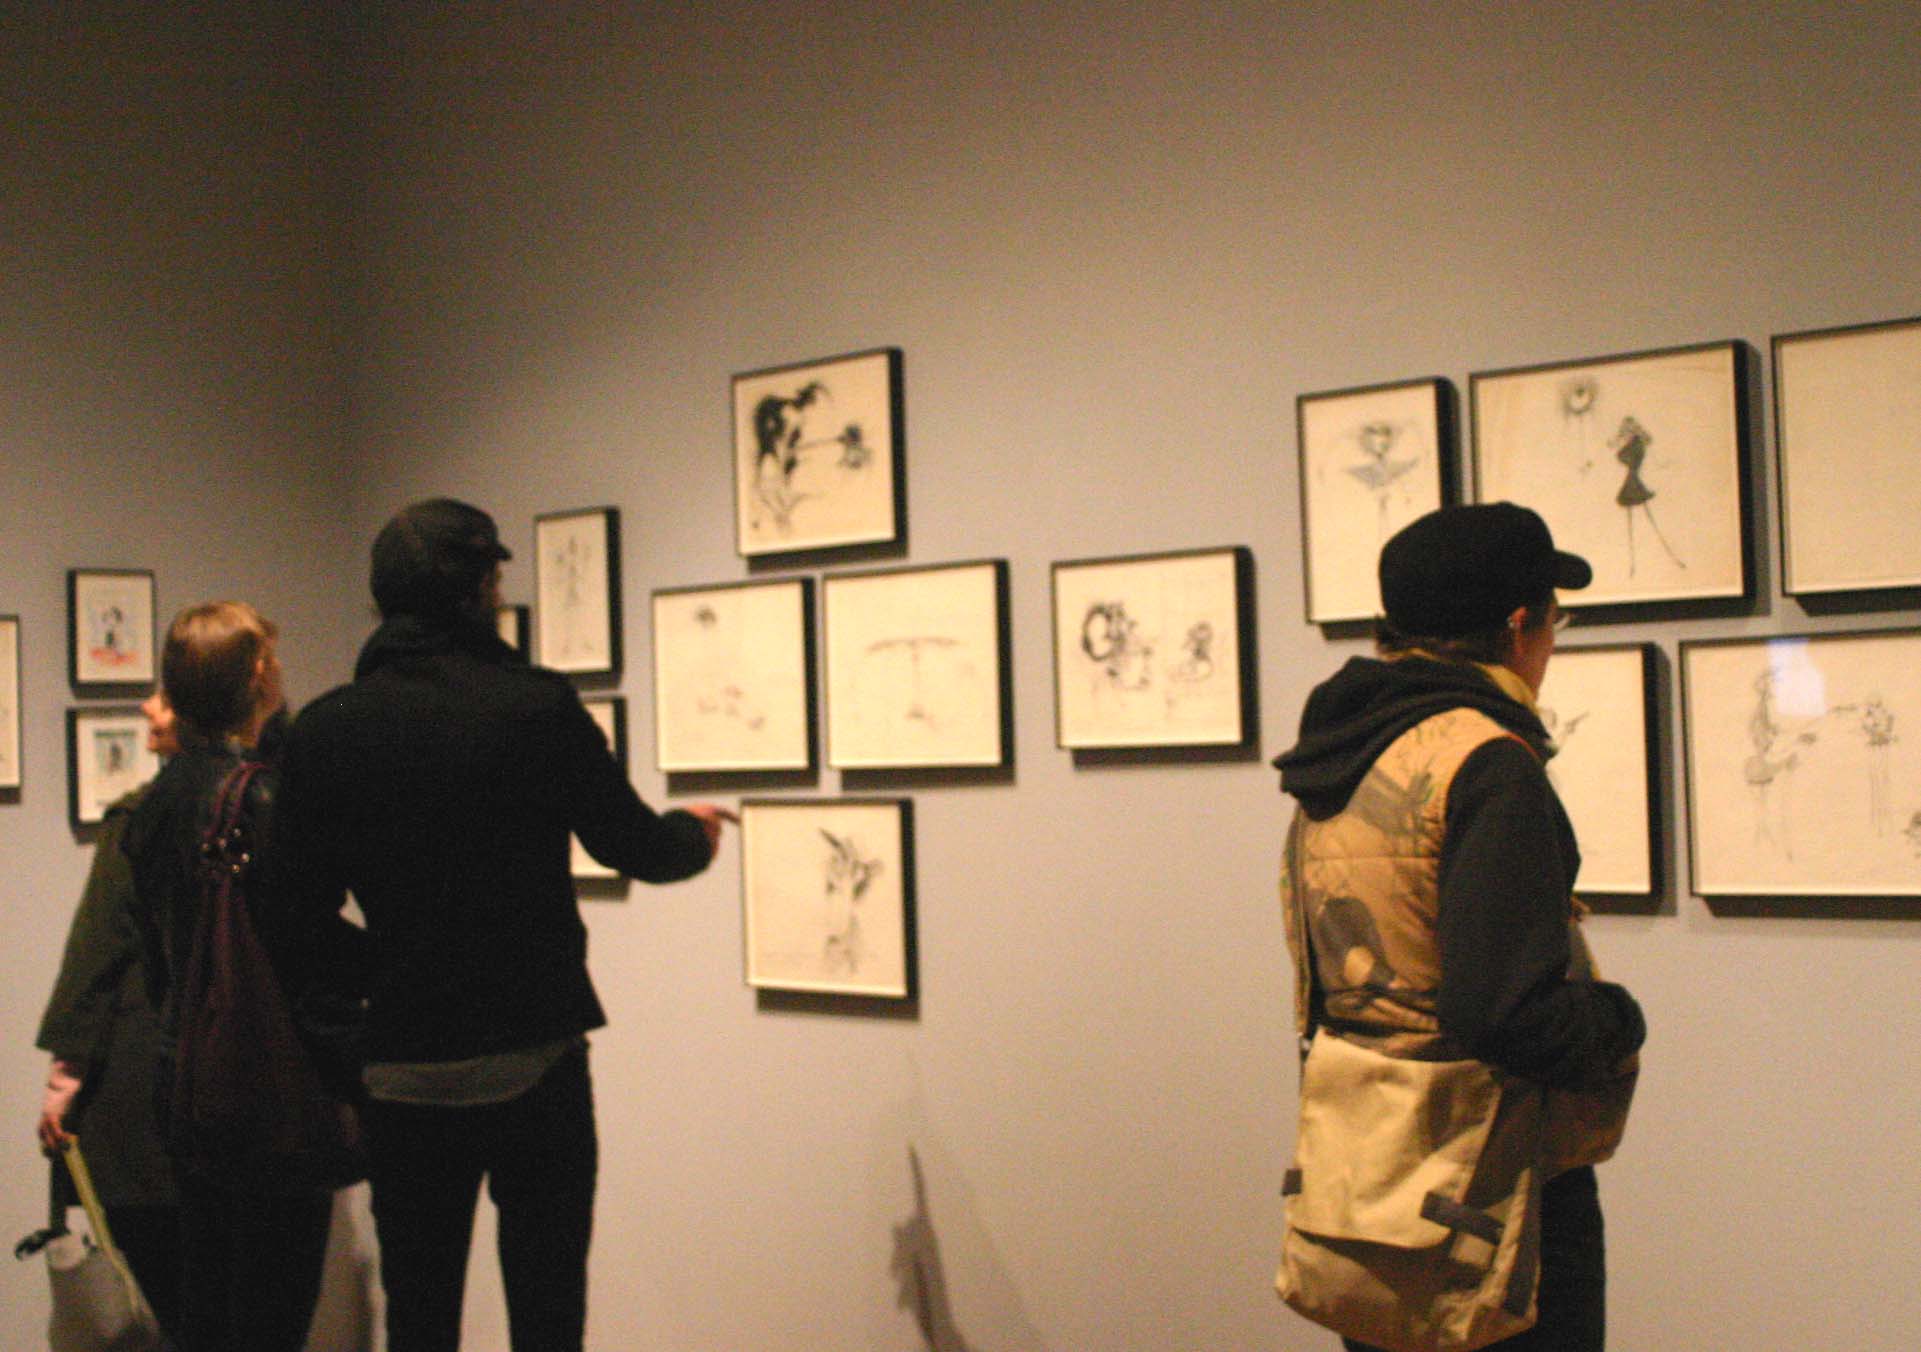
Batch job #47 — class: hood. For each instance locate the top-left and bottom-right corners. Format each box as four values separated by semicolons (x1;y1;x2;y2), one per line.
353;612;522;682
1273;655;1549;819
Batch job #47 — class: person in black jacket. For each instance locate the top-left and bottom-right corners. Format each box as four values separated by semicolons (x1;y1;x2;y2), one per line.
272;498;732;1352
122;600;339;1352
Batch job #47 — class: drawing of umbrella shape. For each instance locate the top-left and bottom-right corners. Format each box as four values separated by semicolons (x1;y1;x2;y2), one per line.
865;635;962;727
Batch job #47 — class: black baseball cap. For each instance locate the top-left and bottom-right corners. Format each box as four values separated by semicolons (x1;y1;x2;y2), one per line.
1378;502;1590;637
370;498;512;619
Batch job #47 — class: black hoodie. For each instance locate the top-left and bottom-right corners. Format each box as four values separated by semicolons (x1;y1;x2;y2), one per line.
1274;654;1644;1087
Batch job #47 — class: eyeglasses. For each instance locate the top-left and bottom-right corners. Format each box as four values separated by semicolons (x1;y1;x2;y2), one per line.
1550;607;1574;632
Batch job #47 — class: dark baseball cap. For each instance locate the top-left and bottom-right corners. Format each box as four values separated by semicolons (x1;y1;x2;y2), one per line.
370;498;511;619
1378;502;1590;637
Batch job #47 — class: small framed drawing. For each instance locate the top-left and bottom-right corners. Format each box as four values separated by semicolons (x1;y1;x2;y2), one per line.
1470;341;1751;609
68;569;156;690
495;604;530;657
734;347;903;557
823;560;1008;769
741;797;914;999
1536;643;1661;901
571;695;629;881
1297;377;1456;624
652;578;814;773
1772;315;1921;597
535;508;621;677
1051;546;1252;749
67;706;159;828
1682;628;1921;898
0;616;20;791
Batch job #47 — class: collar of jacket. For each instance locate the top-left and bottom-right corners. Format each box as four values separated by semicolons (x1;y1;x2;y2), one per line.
354;612;522;681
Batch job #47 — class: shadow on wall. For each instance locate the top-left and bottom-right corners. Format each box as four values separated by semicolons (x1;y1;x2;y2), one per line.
306;1185;380;1352
892;1147;977;1352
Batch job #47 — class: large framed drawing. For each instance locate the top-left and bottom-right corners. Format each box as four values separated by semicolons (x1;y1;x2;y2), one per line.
535;508;620;677
741;798;913;999
0;616;19;791
1682;629;1921;898
1297;377;1455;624
1051;547;1252;750
571;695;629;881
652;578;814;773
68;569;156;690
67;706;159;828
734;347;903;557
823;560;1007;770
1772;315;1921;597
1470;341;1750;609
1536;643;1661;901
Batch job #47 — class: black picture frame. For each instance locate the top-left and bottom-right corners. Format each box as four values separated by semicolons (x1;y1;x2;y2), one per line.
740;796;916;1000
651;576;817;774
1050;546;1255;751
68;568;157;692
1538;641;1665;907
821;559;1010;770
733;346;905;559
1295;376;1457;626
0;614;20;793
1469;340;1754;616
571;694;630;881
495;603;531;657
66;704;159;829
534;507;622;678
1771;314;1921;600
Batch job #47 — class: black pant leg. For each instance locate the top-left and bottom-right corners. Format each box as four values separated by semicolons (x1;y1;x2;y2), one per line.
486;1046;599;1352
104;1202;183;1342
367;1097;489;1352
176;1177;332;1352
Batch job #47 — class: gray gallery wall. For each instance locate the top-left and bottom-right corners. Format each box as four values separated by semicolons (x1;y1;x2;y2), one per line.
5;3;1921;1349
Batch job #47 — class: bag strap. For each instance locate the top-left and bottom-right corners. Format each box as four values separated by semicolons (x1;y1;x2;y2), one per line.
201;760;264;880
60;1140;148;1316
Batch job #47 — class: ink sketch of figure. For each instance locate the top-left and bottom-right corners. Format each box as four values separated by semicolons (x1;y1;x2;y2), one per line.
1345;421;1420;541
751;381;826;531
1609;416;1684;576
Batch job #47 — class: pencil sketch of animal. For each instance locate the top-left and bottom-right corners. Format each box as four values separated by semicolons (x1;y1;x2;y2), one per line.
821;829;883;974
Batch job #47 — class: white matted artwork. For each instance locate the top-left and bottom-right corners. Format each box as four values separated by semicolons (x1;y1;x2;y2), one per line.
536;507;620;676
67;706;159;828
742;798;912;999
1683;629;1921;897
571;695;628;881
652;578;813;773
734;347;902;556
824;561;1006;769
1773;315;1921;596
1297;378;1454;624
1051;547;1249;749
0;616;19;791
1536;644;1659;900
68;569;156;689
1471;341;1749;608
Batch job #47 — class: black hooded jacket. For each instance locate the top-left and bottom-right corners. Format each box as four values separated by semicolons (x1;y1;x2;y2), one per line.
271;614;712;1064
1274;655;1644;1087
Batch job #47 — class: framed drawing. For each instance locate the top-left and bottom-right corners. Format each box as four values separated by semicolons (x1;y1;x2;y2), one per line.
68;569;156;690
1297;377;1456;624
535;507;620;676
652;578;814;773
734;346;903;557
1051;546;1252;749
1536;643;1661;900
67;706;159;828
1470;341;1750;609
1773;315;1921;596
741;797;913;999
823;560;1007;769
0;616;19;791
495;604;530;657
1682;628;1921;897
571;695;629;881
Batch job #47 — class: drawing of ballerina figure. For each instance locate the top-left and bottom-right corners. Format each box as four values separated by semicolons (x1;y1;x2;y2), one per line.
1743;668;1820;857
1344;421;1421;542
548;533;591;661
1609;416;1686;577
1081;601;1153;692
1559;375;1600;473
1851;695;1896;835
1903;809;1921;857
819;829;882;974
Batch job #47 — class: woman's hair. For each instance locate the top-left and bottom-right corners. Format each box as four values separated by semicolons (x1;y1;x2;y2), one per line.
161;601;277;741
1374;600;1553;666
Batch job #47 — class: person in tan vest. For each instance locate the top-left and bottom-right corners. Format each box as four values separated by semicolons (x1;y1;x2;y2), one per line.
1274;502;1644;1352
